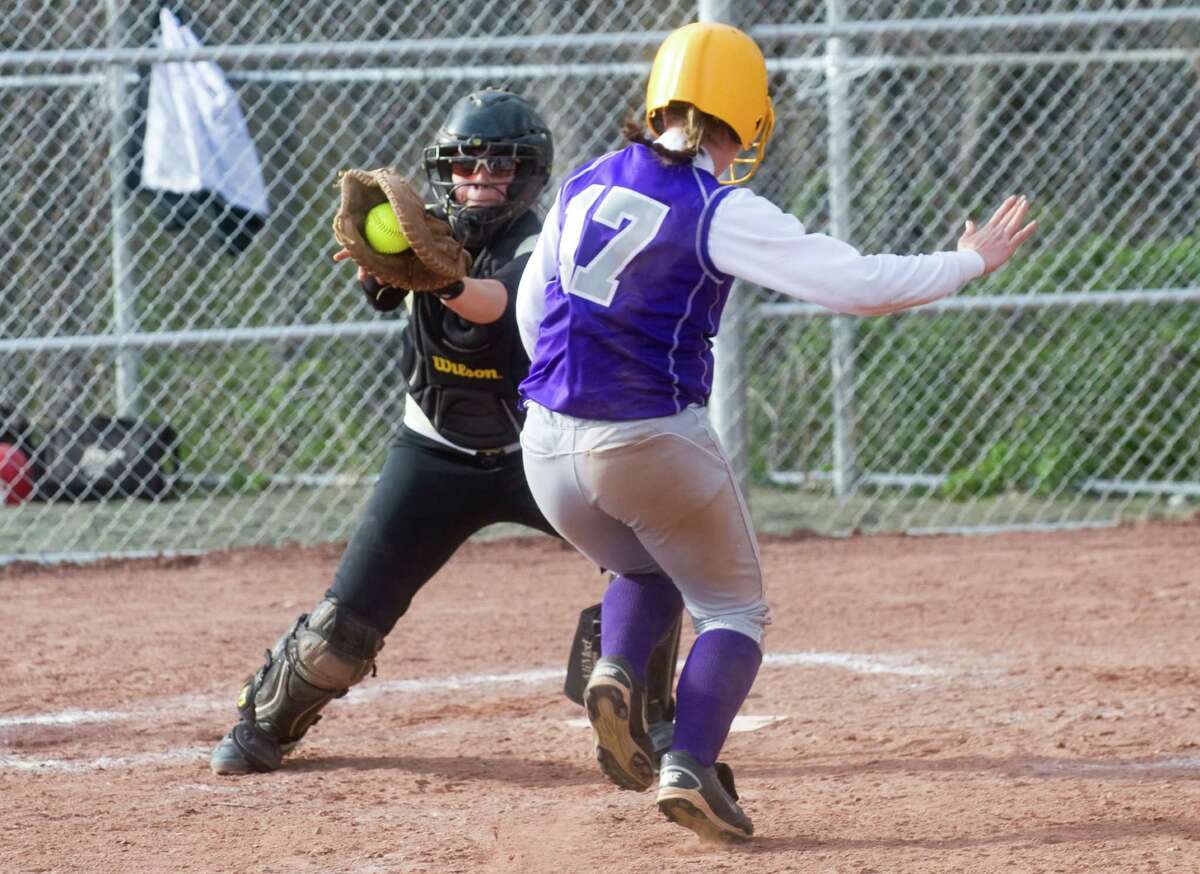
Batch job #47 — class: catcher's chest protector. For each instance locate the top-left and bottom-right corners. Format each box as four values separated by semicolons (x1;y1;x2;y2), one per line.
401;235;530;450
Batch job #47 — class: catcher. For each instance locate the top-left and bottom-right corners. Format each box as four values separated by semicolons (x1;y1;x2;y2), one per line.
210;89;679;775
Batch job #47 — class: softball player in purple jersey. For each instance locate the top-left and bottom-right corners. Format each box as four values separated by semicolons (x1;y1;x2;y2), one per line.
516;23;1036;841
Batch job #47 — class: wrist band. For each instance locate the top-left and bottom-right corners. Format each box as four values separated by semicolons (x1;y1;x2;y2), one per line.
436;280;466;301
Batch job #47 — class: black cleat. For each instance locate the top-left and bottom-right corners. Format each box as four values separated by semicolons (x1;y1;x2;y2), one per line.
657;750;753;842
583;656;657;791
209;721;283;776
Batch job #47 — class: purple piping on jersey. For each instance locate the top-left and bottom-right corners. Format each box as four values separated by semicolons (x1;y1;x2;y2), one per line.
663;167;724;412
688;169;736;398
668;273;710;412
698;190;735;396
682;170;717;404
690;168;721;282
697;182;736;280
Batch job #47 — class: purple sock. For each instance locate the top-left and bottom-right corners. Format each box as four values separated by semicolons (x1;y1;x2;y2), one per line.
671;628;762;767
599;573;683;681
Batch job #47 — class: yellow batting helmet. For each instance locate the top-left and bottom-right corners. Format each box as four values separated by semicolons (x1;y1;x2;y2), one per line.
645;22;775;184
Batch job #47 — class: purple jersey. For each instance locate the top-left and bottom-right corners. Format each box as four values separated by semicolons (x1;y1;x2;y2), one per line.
520;144;736;420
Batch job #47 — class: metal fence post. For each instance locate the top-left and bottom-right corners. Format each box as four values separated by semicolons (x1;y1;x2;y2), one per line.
106;0;139;416
701;0;751;501
698;1;733;24
825;0;858;498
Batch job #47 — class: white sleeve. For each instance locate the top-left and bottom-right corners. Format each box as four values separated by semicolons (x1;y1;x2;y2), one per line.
707;188;986;316
516;190;562;358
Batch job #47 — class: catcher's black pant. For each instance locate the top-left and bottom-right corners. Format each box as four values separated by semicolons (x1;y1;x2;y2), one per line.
326;426;558;635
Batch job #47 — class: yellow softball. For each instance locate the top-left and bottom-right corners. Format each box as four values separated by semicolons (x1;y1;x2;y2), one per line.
363;203;411;254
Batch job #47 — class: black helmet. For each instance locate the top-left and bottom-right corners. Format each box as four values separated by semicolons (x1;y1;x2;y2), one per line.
423;89;553;247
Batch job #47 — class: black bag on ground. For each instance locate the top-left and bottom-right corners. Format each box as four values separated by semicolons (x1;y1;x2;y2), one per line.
39;416;178;501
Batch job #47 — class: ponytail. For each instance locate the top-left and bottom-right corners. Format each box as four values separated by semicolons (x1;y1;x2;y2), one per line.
621;102;739;167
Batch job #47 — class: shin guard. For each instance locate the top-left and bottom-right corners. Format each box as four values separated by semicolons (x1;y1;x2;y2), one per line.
227;598;385;770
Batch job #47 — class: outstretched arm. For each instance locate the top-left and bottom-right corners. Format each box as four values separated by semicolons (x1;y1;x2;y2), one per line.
708;191;1036;315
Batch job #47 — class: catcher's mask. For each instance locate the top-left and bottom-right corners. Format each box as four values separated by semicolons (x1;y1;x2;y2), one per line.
423;89;553;248
645;22;775;184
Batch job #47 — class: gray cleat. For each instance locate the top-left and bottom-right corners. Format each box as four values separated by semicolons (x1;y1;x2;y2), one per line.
583;656;657;791
209;720;284;775
656;750;753;842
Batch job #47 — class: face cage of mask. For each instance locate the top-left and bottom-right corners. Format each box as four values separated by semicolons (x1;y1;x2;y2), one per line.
423;142;548;245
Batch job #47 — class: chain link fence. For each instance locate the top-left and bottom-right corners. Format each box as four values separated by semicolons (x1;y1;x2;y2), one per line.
1;2;1197;560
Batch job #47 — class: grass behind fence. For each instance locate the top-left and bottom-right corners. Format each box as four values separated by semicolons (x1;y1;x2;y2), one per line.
749;234;1200;498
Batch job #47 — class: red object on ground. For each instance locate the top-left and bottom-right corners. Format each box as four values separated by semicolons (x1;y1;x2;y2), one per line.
0;442;34;505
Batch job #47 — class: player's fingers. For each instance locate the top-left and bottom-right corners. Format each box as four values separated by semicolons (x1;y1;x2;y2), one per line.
963;219;977;235
987;195;1019;228
1011;220;1038;248
332;248;351;262
1004;197;1030;235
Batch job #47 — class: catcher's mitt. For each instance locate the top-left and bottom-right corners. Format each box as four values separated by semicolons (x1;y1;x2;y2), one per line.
332;168;471;291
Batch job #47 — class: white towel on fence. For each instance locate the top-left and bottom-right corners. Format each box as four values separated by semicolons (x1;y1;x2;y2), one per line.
142;7;269;216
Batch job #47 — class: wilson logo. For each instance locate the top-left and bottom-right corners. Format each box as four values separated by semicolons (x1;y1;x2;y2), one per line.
431;355;502;380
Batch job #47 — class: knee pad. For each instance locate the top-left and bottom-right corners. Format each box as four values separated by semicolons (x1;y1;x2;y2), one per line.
242;598;385;746
292;597;385;690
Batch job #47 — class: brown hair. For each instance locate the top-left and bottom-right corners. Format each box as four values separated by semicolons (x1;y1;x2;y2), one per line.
621;102;741;166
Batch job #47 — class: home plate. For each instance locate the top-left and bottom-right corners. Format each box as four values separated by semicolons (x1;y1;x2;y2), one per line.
566;715;787;733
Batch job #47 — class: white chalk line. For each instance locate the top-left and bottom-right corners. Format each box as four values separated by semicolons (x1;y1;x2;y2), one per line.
0;668;570;730
764;651;942;677
348;667;566;703
11;746;1200;778
0;747;209;773
564;714;789;733
0;651;941;732
4;717;792;773
1031;756;1200;776
0;650;942;773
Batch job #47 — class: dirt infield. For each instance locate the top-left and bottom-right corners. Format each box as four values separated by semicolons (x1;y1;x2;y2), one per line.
3;521;1200;873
